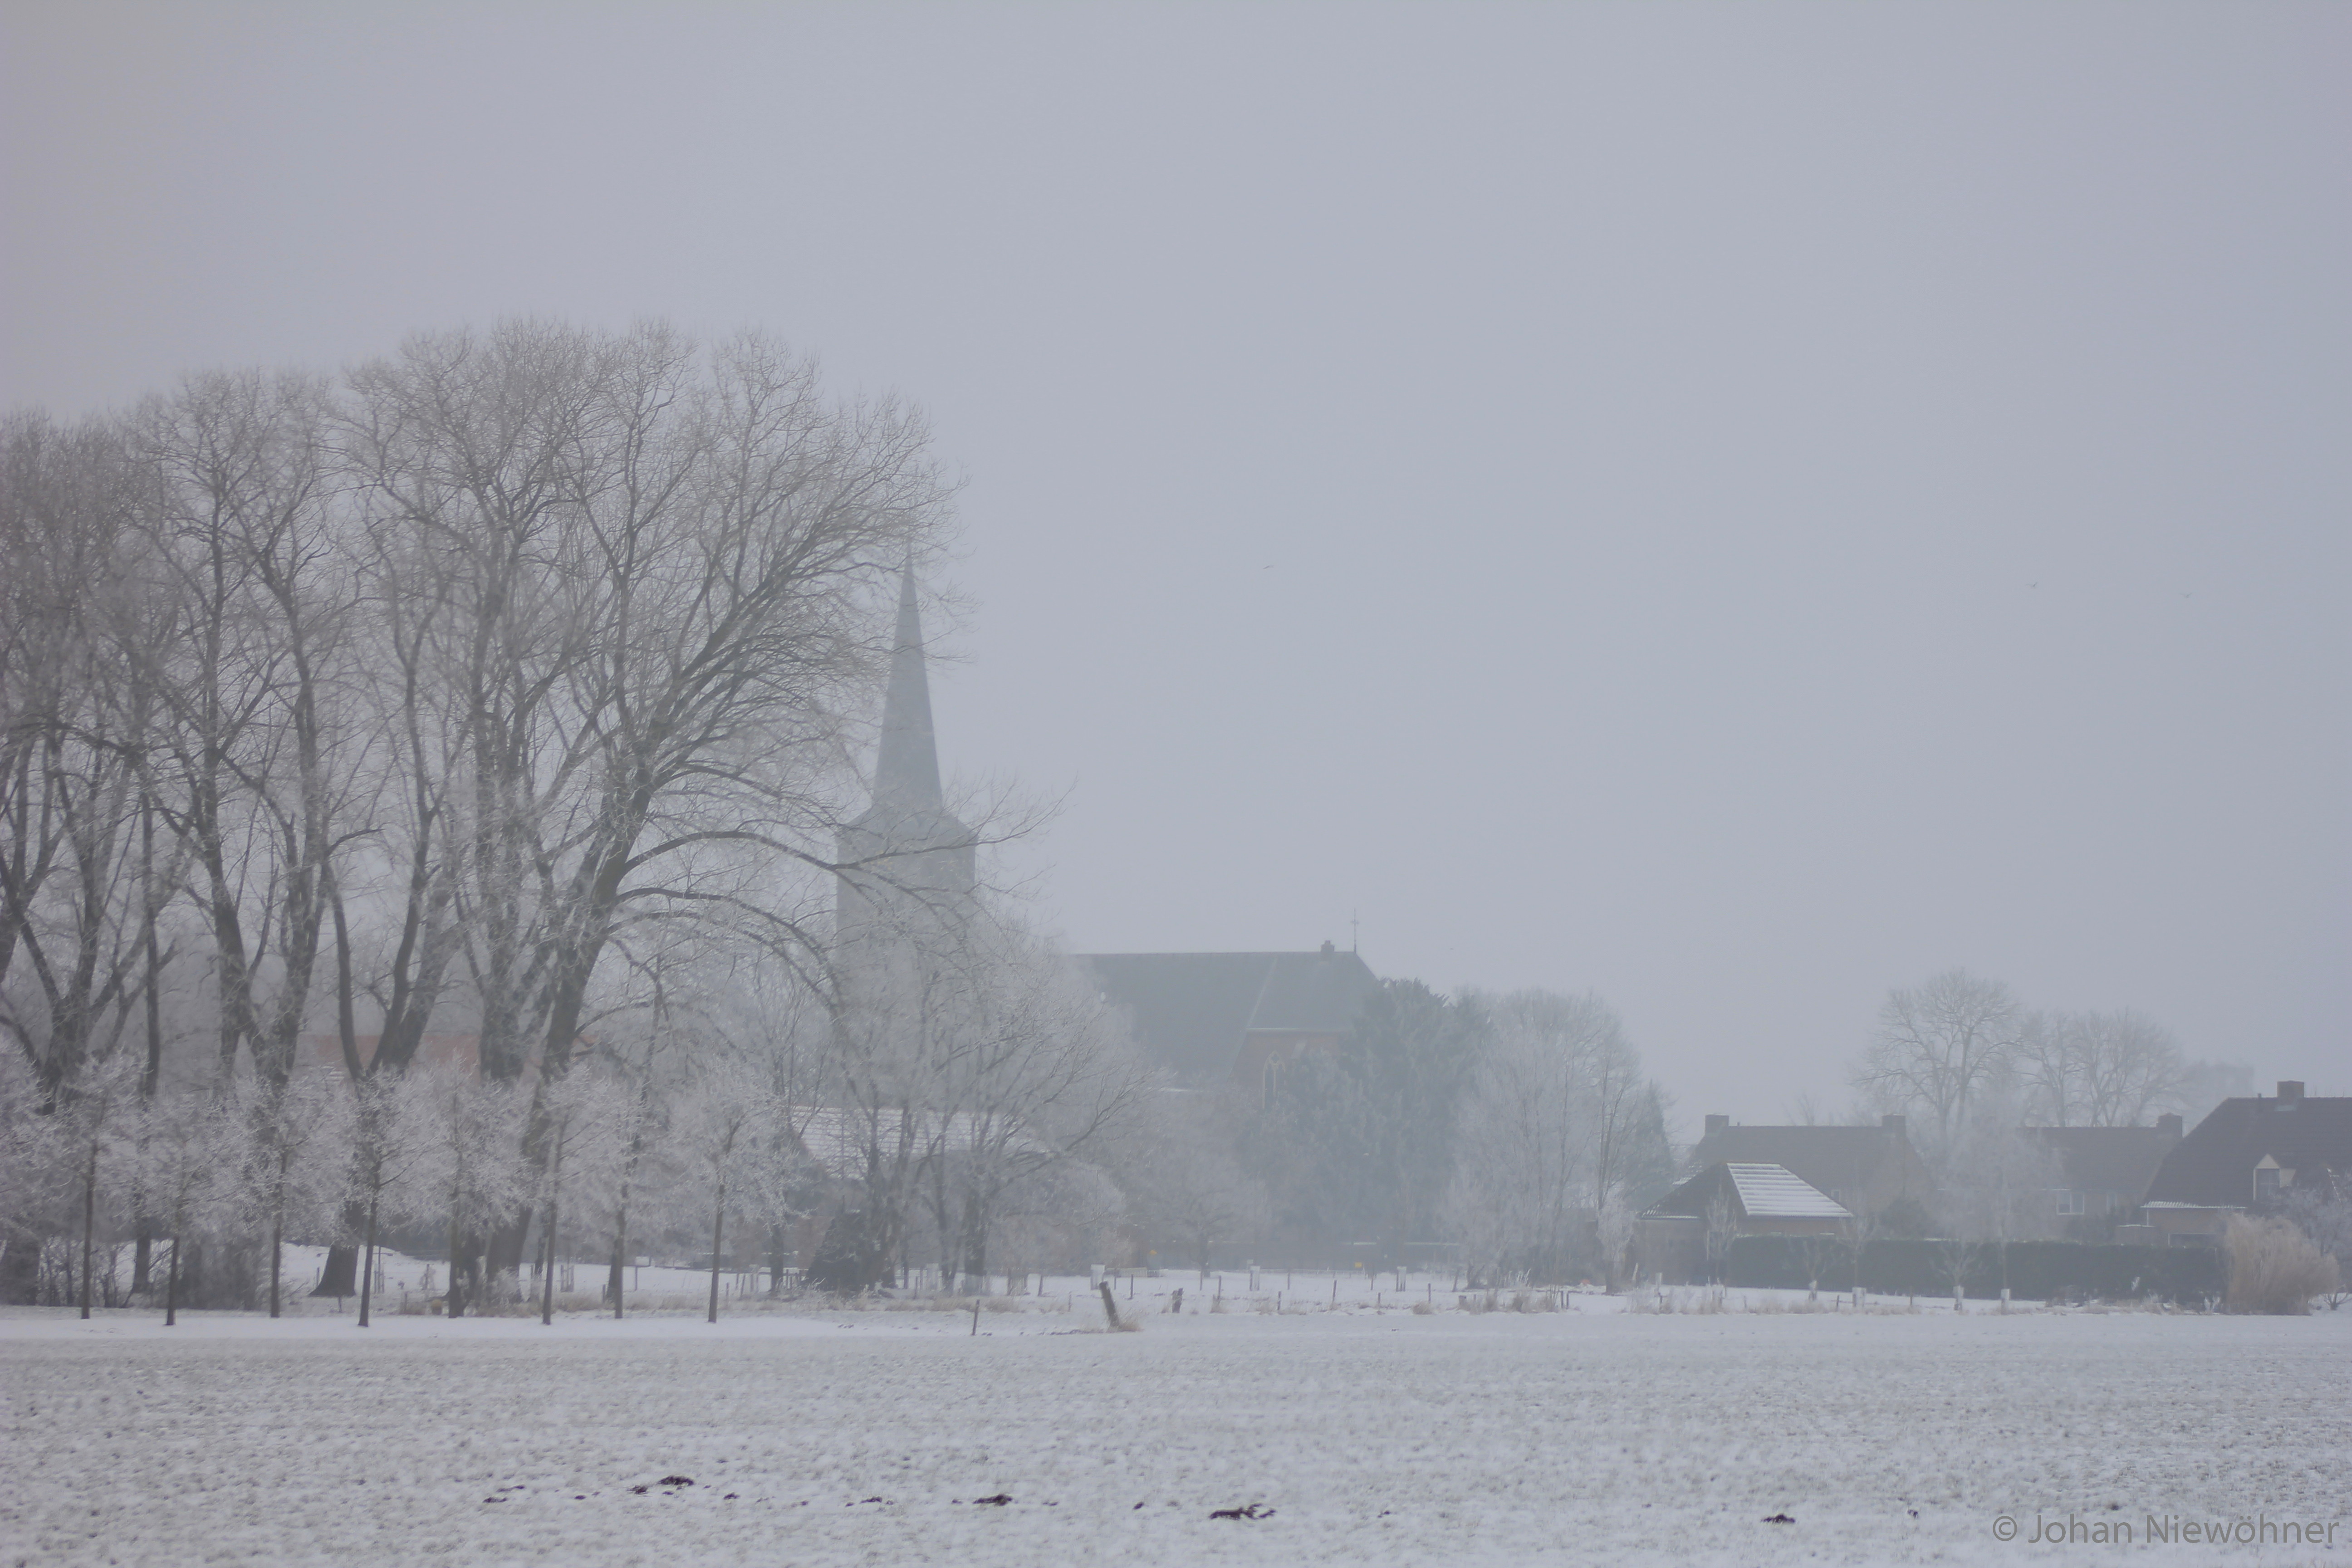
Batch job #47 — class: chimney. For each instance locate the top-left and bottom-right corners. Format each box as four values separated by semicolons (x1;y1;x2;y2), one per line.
2156;1112;2182;1138
1318;940;1335;959
2277;1081;2304;1104
1881;1113;1907;1137
1703;1114;1730;1137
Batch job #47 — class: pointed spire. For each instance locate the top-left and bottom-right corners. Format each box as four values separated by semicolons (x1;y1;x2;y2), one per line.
870;562;944;814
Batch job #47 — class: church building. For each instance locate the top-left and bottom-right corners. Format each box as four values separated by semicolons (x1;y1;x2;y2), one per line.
838;567;1378;1096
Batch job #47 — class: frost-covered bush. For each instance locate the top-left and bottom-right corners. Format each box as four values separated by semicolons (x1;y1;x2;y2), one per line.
2278;1190;2350;1310
2224;1215;2339;1315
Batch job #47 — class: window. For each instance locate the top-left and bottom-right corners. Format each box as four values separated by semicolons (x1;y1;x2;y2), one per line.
2254;1166;2282;1204
2055;1189;2084;1217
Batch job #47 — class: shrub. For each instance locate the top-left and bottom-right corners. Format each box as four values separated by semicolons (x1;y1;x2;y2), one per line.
2224;1215;2340;1315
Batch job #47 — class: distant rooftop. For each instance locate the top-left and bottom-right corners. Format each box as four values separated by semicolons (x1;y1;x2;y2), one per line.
1723;1163;1853;1220
1645;1161;1852;1222
1076;947;1380;1087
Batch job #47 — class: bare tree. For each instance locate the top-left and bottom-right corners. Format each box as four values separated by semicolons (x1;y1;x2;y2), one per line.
0;412;163;1117
1851;969;2024;1156
2020;1008;2184;1127
342;321;950;1283
130;372;360;1094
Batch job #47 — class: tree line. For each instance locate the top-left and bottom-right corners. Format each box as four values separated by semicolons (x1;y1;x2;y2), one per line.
1130;984;1678;1289
0;318;1045;1312
3;319;1681;1317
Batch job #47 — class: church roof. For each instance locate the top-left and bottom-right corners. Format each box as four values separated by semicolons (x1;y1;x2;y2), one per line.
858;564;952;824
1076;948;1381;1087
850;564;969;846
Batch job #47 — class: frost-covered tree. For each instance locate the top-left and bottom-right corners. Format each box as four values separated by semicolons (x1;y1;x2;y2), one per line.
408;1068;529;1316
130;1084;243;1326
667;1054;783;1322
1255;980;1490;1266
1123;1086;1265;1282
1446;989;1665;1286
345;1068;450;1326
221;1070;354;1317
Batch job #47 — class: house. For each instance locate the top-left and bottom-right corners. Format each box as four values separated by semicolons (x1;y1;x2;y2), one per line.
1077;944;1381;1102
2028;1117;2183;1240
1636;1162;1851;1284
2132;1081;2351;1247
1680;1114;1934;1226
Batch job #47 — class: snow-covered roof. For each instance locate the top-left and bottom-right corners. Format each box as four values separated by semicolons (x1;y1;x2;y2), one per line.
1723;1163;1852;1220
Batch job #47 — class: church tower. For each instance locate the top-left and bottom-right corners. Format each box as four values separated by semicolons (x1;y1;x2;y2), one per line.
834;565;975;941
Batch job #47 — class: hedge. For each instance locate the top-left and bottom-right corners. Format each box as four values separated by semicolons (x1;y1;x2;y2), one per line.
1720;1235;2221;1305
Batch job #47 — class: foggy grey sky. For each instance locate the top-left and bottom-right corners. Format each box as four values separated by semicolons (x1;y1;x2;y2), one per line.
5;3;2346;1132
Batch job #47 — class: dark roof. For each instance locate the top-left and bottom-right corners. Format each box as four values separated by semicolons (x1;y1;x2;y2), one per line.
1076;949;1380;1087
2027;1126;2179;1201
866;564;947;819
1646;1162;1849;1221
2142;1093;2352;1208
1682;1125;1918;1203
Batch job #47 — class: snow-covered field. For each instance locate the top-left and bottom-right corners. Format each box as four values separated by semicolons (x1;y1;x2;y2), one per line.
5;1283;2348;1567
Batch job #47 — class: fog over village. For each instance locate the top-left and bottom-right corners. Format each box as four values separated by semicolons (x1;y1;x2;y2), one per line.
2;6;2347;1568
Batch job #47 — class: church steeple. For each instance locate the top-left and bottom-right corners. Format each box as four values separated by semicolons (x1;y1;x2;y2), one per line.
838;563;975;931
870;563;944;815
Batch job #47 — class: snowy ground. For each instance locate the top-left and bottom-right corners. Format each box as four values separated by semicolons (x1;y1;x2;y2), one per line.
5;1278;2348;1567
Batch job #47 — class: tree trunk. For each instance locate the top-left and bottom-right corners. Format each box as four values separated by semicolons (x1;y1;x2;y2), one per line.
164;1230;181;1327
358;1194;379;1328
608;1221;627;1320
539;1123;565;1325
445;1212;465;1318
79;1139;98;1319
269;1199;284;1318
706;1175;727;1324
960;1190;988;1290
315;867;368;1303
539;1196;557;1326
